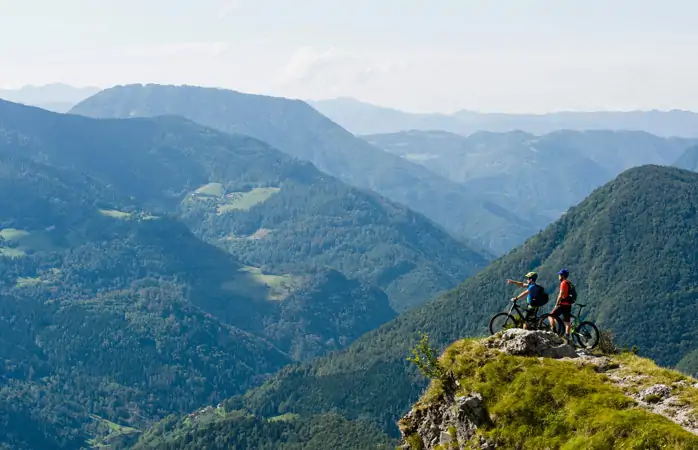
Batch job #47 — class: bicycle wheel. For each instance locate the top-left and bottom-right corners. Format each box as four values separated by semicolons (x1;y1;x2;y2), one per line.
537;313;564;336
573;321;600;349
489;313;519;335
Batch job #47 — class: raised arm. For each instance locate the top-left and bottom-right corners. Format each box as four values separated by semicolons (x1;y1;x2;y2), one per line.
506;279;527;288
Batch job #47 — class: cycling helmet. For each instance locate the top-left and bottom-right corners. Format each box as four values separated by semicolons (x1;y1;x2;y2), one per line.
524;271;538;282
557;269;569;278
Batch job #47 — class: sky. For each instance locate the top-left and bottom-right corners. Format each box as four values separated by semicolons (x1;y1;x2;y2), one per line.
1;0;697;113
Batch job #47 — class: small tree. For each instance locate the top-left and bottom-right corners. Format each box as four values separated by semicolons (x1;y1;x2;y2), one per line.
598;329;620;355
407;332;447;380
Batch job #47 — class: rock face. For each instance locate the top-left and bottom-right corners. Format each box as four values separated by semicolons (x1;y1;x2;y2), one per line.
398;393;495;450
639;384;672;402
484;328;578;358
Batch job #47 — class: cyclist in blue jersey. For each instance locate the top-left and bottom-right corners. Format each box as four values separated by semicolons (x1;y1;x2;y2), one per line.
506;271;540;328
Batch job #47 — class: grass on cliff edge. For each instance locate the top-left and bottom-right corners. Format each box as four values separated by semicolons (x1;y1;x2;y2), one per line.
408;338;698;450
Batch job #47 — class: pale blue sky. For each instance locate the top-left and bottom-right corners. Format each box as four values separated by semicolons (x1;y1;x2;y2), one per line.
2;0;697;113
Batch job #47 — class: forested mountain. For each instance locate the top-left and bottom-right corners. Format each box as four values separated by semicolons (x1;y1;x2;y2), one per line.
674;145;698;172
140;165;698;447
0;154;293;448
1;99;489;312
0;99;489;448
365;129;696;223
70;84;536;254
312;97;698;138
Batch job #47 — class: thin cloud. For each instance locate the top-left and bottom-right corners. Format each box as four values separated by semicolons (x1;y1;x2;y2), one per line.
274;46;406;88
219;0;243;19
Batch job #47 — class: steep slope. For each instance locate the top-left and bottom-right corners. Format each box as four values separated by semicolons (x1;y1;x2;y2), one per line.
0;156;296;448
1;99;489;312
674;145;698;172
365;129;695;222
399;330;698;449
313;97;698;138
198;165;698;439
70;83;536;254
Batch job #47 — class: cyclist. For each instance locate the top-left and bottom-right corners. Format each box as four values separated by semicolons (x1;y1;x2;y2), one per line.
549;268;574;339
506;271;541;329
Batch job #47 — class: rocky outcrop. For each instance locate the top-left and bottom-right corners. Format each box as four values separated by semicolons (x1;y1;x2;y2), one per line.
399;330;575;449
483;328;577;358
398;393;495;450
399;330;698;449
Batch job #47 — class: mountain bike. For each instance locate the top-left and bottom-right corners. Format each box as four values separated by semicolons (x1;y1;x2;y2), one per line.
489;298;563;335
567;303;600;350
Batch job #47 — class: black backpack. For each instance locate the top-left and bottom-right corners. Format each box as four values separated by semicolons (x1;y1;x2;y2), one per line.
565;280;577;304
530;284;550;307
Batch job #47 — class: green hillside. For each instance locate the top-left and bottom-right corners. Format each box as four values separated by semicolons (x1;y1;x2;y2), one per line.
0;156;295;448
70;83;537;254
0;99;490;312
174;164;698;442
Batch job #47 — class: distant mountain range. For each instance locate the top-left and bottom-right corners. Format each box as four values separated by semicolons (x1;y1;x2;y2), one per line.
70;84;537;255
0;83;101;112
364;129;697;224
311;97;698;138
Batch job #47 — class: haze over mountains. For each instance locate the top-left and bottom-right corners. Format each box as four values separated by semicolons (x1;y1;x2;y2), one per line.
312;97;698;138
365;129;697;223
0;83;100;113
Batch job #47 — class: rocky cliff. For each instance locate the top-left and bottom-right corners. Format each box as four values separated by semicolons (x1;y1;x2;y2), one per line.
398;330;698;449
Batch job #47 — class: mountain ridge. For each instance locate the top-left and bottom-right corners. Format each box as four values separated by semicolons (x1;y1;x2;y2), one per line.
312;97;698;137
364;129;696;225
70;83;537;254
3;98;490;312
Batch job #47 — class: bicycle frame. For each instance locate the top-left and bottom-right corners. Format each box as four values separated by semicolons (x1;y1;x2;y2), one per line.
569;305;587;332
506;300;537;324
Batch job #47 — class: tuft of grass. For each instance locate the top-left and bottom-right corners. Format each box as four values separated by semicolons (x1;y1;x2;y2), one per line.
615;353;688;388
405;433;424;450
645;394;663;404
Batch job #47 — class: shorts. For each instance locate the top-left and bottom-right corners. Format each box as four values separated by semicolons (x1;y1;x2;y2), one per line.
524;305;538;321
551;304;572;322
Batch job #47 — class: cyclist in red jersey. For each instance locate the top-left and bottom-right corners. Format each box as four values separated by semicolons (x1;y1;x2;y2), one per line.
550;269;573;339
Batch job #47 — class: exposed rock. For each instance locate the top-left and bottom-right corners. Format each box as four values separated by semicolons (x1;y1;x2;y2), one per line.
484;329;577;359
567;354;620;373
398;393;495;450
639;384;672;402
